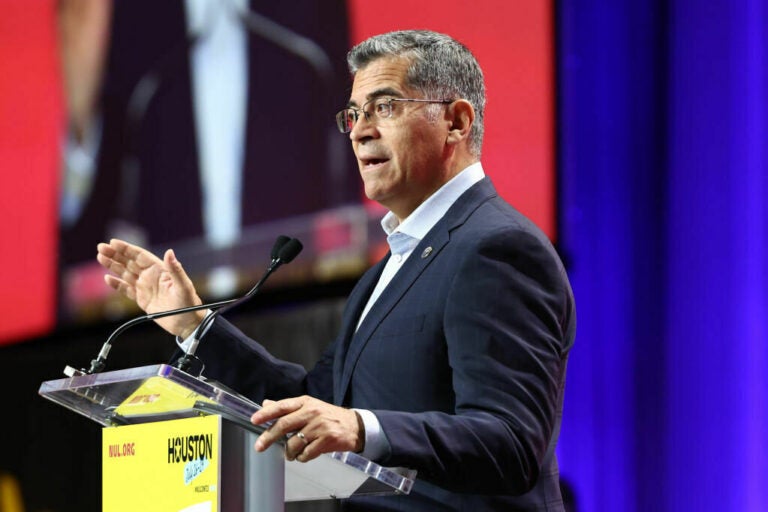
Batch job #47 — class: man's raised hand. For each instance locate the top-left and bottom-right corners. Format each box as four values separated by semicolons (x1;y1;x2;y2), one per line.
96;239;204;338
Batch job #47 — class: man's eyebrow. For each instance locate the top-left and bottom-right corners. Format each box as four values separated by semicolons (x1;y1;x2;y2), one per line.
347;87;403;107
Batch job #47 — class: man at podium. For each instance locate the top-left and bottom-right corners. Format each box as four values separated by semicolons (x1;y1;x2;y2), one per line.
97;30;576;511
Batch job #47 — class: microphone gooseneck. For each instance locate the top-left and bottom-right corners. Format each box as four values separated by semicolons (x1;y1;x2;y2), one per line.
83;235;302;375
86;297;235;375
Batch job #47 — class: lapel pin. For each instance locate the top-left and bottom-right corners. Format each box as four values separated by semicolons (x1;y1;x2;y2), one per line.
421;246;433;259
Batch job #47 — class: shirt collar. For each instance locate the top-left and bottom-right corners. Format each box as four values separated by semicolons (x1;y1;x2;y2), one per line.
380;162;486;240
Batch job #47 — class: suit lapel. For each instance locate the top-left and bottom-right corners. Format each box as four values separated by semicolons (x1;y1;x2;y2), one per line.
336;178;498;403
332;258;386;403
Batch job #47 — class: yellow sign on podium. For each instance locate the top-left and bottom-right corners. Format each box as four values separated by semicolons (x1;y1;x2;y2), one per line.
103;415;221;512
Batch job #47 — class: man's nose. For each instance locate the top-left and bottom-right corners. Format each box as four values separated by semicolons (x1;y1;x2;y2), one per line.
349;112;378;142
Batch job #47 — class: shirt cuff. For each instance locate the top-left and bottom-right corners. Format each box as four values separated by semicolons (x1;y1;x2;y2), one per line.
175;309;215;352
353;408;390;461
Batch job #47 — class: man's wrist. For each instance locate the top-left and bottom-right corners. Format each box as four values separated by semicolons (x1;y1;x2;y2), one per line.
352;409;390;461
353;410;366;453
178;310;207;340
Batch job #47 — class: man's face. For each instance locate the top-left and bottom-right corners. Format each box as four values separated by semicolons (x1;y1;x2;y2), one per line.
348;57;449;220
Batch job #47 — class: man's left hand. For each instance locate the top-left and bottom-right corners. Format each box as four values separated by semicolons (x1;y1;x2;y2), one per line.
251;396;364;462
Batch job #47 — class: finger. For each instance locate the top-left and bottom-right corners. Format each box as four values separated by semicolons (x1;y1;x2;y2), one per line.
284;431;311;461
163;249;193;284
252;399;310;452
295;438;320;463
294;409;363;462
104;274;136;301
97;253;138;284
133;246;163;270
253;430;308;460
108;239;163;275
254;429;282;453
96;242;116;259
251;397;304;425
98;244;140;277
294;419;338;463
254;415;305;452
102;239;137;267
103;274;122;291
110;238;154;261
292;424;352;463
96;252;119;275
100;257;142;291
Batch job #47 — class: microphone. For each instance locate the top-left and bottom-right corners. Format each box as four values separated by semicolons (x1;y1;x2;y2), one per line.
174;237;302;373
80;235;301;375
270;234;292;259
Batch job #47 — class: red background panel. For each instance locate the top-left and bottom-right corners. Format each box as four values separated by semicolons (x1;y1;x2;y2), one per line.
0;1;62;345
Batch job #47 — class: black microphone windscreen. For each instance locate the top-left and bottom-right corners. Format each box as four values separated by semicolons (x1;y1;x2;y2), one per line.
271;235;292;260
278;238;303;263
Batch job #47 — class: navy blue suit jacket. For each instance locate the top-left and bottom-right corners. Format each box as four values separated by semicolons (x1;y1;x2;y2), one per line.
196;177;576;511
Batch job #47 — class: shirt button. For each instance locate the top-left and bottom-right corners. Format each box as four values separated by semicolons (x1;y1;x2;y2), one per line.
393;254;402;263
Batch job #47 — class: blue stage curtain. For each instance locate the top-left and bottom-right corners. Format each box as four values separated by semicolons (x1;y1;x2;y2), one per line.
556;1;767;510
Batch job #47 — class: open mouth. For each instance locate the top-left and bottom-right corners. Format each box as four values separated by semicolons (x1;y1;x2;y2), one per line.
361;158;389;168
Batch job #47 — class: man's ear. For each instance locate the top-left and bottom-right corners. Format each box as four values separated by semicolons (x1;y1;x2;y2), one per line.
445;99;475;146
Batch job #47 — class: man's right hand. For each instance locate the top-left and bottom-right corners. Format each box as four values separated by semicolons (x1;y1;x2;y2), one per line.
96;239;205;339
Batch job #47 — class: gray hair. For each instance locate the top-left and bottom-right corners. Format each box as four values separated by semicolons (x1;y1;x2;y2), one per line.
347;30;486;158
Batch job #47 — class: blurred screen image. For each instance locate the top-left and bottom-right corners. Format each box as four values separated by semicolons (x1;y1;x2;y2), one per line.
0;0;555;345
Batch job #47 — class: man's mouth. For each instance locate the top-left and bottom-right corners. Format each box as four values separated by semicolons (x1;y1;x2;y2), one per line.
361;157;389;168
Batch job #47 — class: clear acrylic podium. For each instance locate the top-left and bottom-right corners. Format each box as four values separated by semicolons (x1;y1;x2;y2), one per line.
39;364;415;511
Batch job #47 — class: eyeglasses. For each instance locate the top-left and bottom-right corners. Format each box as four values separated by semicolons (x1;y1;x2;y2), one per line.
335;97;454;133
